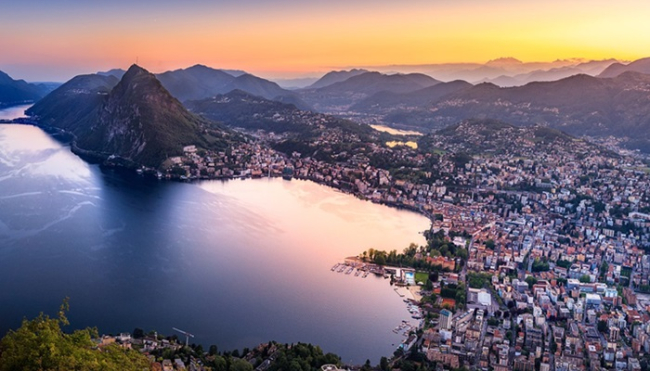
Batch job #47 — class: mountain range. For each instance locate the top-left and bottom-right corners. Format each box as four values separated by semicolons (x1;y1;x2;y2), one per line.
27;65;234;167
418;118;577;156
186;89;377;140
97;65;310;110
13;55;650;163
0;70;54;108
350;80;472;113
352;70;650;151
359;57;620;85
480;59;618;87
298;71;440;112
598;57;650;78
306;69;369;89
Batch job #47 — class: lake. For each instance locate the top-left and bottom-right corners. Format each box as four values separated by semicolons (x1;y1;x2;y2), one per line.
370;125;423;136
0;104;32;121
0;106;430;364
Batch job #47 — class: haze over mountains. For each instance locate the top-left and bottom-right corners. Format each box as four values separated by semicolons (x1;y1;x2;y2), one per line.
598;57;650;78
5;55;650;166
359;57;621;87
347;70;650;151
306;69;369;89
0;71;55;108
266;58;624;89
298;71;440;112
97;65;311;110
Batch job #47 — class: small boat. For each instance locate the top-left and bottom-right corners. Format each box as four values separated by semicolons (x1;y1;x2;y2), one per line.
331;263;339;271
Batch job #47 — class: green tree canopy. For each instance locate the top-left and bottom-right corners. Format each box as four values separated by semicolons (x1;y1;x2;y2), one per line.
597;320;608;333
579;274;591;283
0;300;150;371
231;358;254;371
525;276;538;289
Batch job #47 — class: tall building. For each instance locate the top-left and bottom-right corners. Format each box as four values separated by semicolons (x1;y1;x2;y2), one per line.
440;309;453;330
609;326;619;342
525;326;543;350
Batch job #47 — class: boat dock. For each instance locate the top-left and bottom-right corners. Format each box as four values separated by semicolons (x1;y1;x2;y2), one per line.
330;257;424;348
330;258;387;279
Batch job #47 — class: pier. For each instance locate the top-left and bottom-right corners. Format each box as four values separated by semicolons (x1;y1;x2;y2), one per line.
330;259;386;279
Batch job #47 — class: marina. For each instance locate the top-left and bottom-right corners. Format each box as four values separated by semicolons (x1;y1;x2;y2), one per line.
330;257;418;283
329;259;384;279
330;258;424;349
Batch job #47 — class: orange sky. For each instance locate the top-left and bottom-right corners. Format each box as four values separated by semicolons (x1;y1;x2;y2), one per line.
1;0;649;81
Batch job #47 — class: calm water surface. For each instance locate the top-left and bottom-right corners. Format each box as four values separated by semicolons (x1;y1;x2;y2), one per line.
0;104;31;120
370;125;423;136
0;107;430;363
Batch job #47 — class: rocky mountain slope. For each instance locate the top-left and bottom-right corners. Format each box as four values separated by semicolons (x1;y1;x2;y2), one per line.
28;65;234;167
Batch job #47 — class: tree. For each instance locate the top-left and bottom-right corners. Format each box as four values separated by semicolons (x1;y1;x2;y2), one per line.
579;274;591;284
600;261;609;279
209;355;227;371
485;239;496;250
487;318;500;327
597;320;608;333
467;272;491;288
0;300;150;371
456;247;468;261
401;360;416;371
132;327;144;339
525;276;538;289
531;258;550;272
231;358;254;371
380;356;389;371
209;344;219;356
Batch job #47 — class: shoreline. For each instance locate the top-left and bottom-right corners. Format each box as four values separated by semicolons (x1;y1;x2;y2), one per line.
2;119;437;229
1;118;430;365
331;257;425;351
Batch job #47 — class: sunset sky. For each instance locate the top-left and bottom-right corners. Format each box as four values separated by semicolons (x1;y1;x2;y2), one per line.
1;0;649;81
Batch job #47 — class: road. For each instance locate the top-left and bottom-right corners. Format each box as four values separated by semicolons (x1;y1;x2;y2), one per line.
473;314;489;367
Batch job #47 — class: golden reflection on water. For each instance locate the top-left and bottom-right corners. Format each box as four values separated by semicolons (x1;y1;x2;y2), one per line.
386;140;418;149
371;125;422;136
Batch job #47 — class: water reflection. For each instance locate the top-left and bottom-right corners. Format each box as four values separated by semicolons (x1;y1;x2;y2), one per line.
0;121;430;363
0;104;31;121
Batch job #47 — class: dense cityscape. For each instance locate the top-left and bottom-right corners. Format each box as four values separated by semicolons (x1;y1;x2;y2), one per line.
121;114;650;370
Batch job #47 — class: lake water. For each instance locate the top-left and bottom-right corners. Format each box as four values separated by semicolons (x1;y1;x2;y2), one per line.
0;104;31;120
0;106;430;363
370;125;423;136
